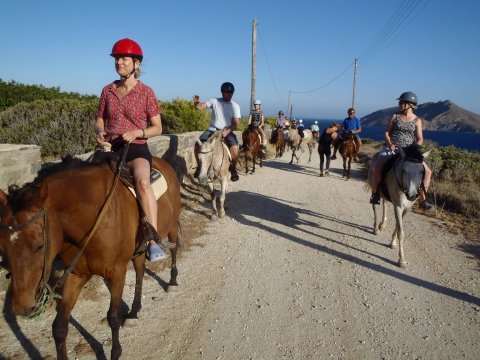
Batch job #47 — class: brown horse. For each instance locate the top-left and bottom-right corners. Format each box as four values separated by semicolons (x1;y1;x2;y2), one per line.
0;155;181;360
339;133;356;179
274;128;285;158
242;126;263;174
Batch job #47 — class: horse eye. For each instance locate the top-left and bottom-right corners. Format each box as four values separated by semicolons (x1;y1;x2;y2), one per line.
35;244;44;253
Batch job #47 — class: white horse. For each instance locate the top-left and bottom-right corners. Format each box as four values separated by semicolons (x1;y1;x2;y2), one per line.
287;128;315;164
196;132;231;220
367;145;430;268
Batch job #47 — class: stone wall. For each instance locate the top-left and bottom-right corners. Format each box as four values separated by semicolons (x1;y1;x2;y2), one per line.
0;144;42;191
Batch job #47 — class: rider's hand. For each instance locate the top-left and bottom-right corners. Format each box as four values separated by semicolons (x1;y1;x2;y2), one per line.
221;127;230;138
96;130;107;143
193;95;200;107
388;143;396;152
122;129;141;143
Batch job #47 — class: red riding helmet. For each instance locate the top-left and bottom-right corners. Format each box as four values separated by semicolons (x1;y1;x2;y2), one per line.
110;38;143;61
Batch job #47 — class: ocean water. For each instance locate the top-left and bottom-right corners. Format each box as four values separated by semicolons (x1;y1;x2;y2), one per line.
302;119;480;152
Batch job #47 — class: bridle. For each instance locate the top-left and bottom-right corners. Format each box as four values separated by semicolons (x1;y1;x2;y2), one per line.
0;206;55;318
0;144;129;318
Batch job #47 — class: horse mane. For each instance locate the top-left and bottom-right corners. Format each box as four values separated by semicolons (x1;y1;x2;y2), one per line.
7;155;98;212
403;144;424;163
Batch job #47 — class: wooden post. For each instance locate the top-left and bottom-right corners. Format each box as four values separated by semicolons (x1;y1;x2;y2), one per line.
352;58;358;109
250;19;257;111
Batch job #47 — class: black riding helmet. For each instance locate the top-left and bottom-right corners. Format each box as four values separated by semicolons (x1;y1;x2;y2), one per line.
221;82;235;93
397;91;418;105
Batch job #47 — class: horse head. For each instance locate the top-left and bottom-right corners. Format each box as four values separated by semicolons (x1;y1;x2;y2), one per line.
0;183;62;317
396;145;429;201
197;131;226;184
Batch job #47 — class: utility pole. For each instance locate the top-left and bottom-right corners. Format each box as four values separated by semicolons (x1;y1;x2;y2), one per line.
287;90;292;119
352;58;358;109
250;18;257;111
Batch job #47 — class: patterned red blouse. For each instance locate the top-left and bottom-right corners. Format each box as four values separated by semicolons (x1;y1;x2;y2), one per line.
97;81;160;144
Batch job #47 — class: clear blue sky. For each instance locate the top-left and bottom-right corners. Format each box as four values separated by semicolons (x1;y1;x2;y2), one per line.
2;0;479;119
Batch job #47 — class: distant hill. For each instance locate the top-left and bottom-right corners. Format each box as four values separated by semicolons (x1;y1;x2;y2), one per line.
361;100;480;132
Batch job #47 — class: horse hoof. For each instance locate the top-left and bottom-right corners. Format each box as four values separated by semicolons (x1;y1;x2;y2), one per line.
398;261;407;269
373;229;379;235
211;214;218;221
390;243;398;249
218;212;225;218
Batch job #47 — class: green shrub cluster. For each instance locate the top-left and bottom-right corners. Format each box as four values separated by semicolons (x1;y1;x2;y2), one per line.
0;99;98;158
422;143;480;217
161;98;210;133
0;79;97;111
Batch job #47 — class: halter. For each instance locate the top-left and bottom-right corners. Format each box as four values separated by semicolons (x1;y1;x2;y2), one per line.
394;157;425;199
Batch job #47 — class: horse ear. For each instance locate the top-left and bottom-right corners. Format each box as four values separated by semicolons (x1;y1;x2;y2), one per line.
0;189;7;211
422;150;430;159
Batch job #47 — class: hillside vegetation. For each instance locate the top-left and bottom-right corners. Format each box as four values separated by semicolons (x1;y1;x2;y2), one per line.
361;100;480;132
1;80;479;220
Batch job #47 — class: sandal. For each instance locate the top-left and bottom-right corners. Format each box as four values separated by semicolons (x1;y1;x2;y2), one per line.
147;244;168;262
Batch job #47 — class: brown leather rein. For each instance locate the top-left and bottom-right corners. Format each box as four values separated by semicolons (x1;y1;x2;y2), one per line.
0;144;128;318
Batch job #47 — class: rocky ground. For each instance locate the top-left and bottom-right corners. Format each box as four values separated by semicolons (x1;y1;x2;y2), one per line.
1;145;479;360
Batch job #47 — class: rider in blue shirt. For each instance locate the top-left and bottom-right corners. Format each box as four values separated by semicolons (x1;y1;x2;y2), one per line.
332;108;362;161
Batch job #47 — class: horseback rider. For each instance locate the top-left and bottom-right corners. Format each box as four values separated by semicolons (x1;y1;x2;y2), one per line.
247;99;267;156
332;108;362;162
369;91;433;210
271;110;286;143
193;82;241;182
297;119;305;139
311;120;320;138
95;38;166;261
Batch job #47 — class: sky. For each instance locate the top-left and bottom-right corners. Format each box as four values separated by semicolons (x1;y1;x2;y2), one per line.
2;0;479;119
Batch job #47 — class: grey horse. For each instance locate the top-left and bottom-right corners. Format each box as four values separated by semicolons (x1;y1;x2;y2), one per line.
196;131;231;220
287;128;315;164
367;145;430;268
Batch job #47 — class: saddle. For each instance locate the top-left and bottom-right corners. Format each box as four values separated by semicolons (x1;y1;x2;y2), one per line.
90;147;171;257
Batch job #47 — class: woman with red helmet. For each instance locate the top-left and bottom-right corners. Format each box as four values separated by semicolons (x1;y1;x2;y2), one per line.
95;38;167;261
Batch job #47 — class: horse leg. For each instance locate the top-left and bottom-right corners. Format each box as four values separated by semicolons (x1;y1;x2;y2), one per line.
168;225;180;286
125;255;146;319
53;273;91;360
218;177;228;218
289;148;295;164
308;144;313;163
347;157;352;179
379;199;387;232
209;182;218;220
251;152;256;173
342;157;347;177
392;206;407;268
107;267;128;360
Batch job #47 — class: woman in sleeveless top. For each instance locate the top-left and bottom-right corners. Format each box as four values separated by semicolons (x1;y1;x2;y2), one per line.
370;92;432;209
247;99;267;154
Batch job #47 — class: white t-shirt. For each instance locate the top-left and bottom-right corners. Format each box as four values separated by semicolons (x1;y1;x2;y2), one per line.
205;98;241;131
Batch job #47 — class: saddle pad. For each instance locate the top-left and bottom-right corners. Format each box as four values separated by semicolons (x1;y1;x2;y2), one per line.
128;169;168;200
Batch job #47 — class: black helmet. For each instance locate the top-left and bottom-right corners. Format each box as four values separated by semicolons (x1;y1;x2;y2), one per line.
221;82;235;93
397;91;418;105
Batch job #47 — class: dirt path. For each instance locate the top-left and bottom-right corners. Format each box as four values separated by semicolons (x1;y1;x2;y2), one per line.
1;147;479;360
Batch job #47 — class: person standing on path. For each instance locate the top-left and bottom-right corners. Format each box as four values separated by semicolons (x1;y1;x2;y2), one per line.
95;38;166;261
318;123;339;176
193;82;241;182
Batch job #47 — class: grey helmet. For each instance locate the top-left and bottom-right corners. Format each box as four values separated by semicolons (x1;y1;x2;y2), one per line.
397;91;418;105
254;99;262;105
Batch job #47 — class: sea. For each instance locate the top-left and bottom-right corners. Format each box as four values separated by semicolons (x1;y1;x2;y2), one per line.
301;119;480;152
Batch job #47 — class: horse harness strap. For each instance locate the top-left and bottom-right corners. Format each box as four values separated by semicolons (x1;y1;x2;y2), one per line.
56;142;130;289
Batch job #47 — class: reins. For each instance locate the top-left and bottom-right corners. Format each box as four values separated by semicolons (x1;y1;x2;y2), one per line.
0;143;129;317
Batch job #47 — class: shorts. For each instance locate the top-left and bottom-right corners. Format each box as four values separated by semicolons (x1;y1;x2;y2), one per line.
343;133;361;141
111;141;152;167
199;129;238;147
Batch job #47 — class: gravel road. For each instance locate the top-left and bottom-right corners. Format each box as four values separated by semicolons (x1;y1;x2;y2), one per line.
1;147;479;360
